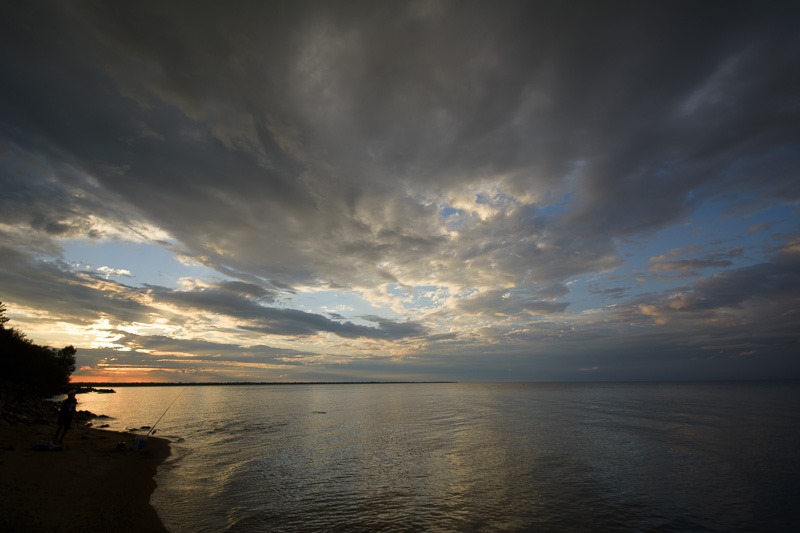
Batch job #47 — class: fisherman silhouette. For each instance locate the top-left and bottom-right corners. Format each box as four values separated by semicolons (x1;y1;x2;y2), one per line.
53;390;77;446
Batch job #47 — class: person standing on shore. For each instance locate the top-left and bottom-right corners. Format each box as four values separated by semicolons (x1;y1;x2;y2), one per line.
53;390;77;446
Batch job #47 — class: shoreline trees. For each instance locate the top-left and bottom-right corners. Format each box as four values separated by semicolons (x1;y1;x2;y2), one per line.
0;301;76;397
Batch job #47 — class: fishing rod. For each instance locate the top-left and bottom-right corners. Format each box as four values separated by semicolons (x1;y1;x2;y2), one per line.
146;387;185;437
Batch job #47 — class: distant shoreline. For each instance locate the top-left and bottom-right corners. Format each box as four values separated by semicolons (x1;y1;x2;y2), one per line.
70;378;800;388
72;380;459;387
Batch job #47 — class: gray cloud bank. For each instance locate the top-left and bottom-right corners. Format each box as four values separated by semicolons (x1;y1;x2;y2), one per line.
1;1;798;380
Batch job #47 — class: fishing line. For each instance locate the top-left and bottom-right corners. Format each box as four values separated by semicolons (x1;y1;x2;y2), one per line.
147;387;185;436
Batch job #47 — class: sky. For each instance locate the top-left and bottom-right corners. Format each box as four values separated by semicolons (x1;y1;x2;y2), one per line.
1;1;798;383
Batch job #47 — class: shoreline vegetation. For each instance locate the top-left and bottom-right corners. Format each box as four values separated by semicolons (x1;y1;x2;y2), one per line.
2;301;169;530
0;396;169;532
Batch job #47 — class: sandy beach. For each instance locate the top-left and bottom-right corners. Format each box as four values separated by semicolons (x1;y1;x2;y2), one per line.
0;411;169;532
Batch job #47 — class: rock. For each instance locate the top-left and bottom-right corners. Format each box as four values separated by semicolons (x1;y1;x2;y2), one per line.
74;386;116;394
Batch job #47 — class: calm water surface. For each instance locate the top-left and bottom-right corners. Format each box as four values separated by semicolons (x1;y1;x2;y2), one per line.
78;382;800;532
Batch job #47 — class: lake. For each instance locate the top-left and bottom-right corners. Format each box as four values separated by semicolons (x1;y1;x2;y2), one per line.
77;381;800;532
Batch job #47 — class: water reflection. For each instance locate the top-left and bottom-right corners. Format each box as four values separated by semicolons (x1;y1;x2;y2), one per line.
77;382;800;532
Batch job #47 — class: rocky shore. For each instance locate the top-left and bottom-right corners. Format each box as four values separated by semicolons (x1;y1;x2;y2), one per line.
0;394;170;532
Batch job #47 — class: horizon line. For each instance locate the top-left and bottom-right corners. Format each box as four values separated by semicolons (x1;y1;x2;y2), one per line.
70;377;800;387
72;380;460;387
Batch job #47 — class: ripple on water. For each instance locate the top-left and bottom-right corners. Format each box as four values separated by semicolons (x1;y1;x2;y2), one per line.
77;382;800;532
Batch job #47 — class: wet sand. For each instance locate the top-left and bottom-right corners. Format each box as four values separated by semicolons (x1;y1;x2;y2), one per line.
0;421;169;532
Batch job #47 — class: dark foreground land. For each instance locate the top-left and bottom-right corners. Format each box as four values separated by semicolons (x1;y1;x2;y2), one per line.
0;397;169;532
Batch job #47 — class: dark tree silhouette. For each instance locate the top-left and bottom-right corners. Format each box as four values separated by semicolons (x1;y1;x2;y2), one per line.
0;300;77;396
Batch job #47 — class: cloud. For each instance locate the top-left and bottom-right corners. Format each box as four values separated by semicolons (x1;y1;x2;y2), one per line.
748;222;771;234
5;2;796;293
0;244;154;325
667;252;800;313
649;248;744;273
96;266;133;278
0;246;425;356
619;249;800;356
1;1;799;380
145;282;426;340
587;285;628;300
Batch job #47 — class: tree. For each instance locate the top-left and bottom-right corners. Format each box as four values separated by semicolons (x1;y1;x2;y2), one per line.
0;300;77;396
55;345;77;376
0;300;8;329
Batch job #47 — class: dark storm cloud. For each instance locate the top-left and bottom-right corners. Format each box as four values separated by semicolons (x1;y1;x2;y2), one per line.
554;3;800;235
4;1;798;295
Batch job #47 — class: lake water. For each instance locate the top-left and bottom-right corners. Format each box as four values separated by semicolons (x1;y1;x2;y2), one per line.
77;381;800;532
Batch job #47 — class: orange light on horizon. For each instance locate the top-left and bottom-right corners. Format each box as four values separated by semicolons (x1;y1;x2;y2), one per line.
72;365;176;384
